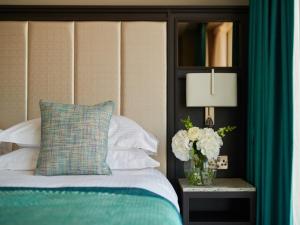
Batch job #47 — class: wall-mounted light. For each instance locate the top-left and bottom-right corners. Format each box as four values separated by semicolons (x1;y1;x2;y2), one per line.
186;70;237;127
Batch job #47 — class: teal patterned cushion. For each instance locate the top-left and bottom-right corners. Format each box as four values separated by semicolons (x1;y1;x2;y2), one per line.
35;100;114;176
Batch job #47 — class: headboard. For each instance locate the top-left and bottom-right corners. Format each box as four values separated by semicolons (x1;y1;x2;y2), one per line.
0;21;167;173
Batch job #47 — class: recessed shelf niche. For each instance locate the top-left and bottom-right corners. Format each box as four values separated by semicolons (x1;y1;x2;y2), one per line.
177;21;240;68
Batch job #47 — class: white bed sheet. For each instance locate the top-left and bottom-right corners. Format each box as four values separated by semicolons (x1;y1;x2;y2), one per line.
0;168;179;211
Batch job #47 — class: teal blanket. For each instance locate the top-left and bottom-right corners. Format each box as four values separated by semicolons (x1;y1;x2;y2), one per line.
0;187;182;225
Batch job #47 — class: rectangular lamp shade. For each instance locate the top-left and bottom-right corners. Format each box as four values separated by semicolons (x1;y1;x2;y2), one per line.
186;72;237;107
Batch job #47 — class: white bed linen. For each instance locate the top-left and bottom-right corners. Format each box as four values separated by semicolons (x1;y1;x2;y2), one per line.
0;168;179;211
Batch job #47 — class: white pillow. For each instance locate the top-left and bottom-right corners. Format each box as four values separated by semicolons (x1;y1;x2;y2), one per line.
0;147;39;171
0;147;159;171
106;148;160;170
0;119;40;147
0;116;158;153
108;116;158;154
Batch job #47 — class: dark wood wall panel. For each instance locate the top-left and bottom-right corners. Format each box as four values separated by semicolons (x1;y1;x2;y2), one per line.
168;9;249;189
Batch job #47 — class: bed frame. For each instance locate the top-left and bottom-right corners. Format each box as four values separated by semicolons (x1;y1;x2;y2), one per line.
0;5;248;186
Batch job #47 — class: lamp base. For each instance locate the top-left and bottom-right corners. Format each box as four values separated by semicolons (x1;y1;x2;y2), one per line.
205;107;215;128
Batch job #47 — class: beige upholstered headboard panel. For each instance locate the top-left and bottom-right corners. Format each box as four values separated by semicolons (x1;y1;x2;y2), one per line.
0;22;27;128
121;22;166;173
75;22;122;113
0;21;167;174
28;22;75;119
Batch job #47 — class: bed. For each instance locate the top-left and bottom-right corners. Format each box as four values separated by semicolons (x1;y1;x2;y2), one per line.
0;115;181;225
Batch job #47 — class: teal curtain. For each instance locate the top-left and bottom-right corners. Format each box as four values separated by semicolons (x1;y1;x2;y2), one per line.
247;0;294;225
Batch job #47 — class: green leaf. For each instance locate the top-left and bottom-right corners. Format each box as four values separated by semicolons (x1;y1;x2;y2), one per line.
181;116;194;130
217;126;237;138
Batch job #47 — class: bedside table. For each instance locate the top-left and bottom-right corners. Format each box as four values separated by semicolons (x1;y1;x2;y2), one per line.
179;178;256;225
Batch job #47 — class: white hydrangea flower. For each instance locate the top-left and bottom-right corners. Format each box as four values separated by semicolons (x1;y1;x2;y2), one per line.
196;128;223;160
172;130;190;161
187;127;202;142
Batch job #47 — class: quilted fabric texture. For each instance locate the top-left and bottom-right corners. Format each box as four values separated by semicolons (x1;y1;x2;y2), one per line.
35;100;114;176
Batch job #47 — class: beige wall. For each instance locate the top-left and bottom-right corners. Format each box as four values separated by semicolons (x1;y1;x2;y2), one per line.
0;0;248;6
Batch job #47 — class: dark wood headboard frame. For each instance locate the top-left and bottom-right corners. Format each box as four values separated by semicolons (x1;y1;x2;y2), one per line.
0;5;249;187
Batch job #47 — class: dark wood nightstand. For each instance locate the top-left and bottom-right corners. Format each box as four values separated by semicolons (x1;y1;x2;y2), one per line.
179;178;256;225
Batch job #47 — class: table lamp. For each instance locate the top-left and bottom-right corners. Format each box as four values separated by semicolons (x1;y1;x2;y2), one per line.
186;70;237;127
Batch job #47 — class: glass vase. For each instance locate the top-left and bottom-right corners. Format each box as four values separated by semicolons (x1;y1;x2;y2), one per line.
184;160;216;186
